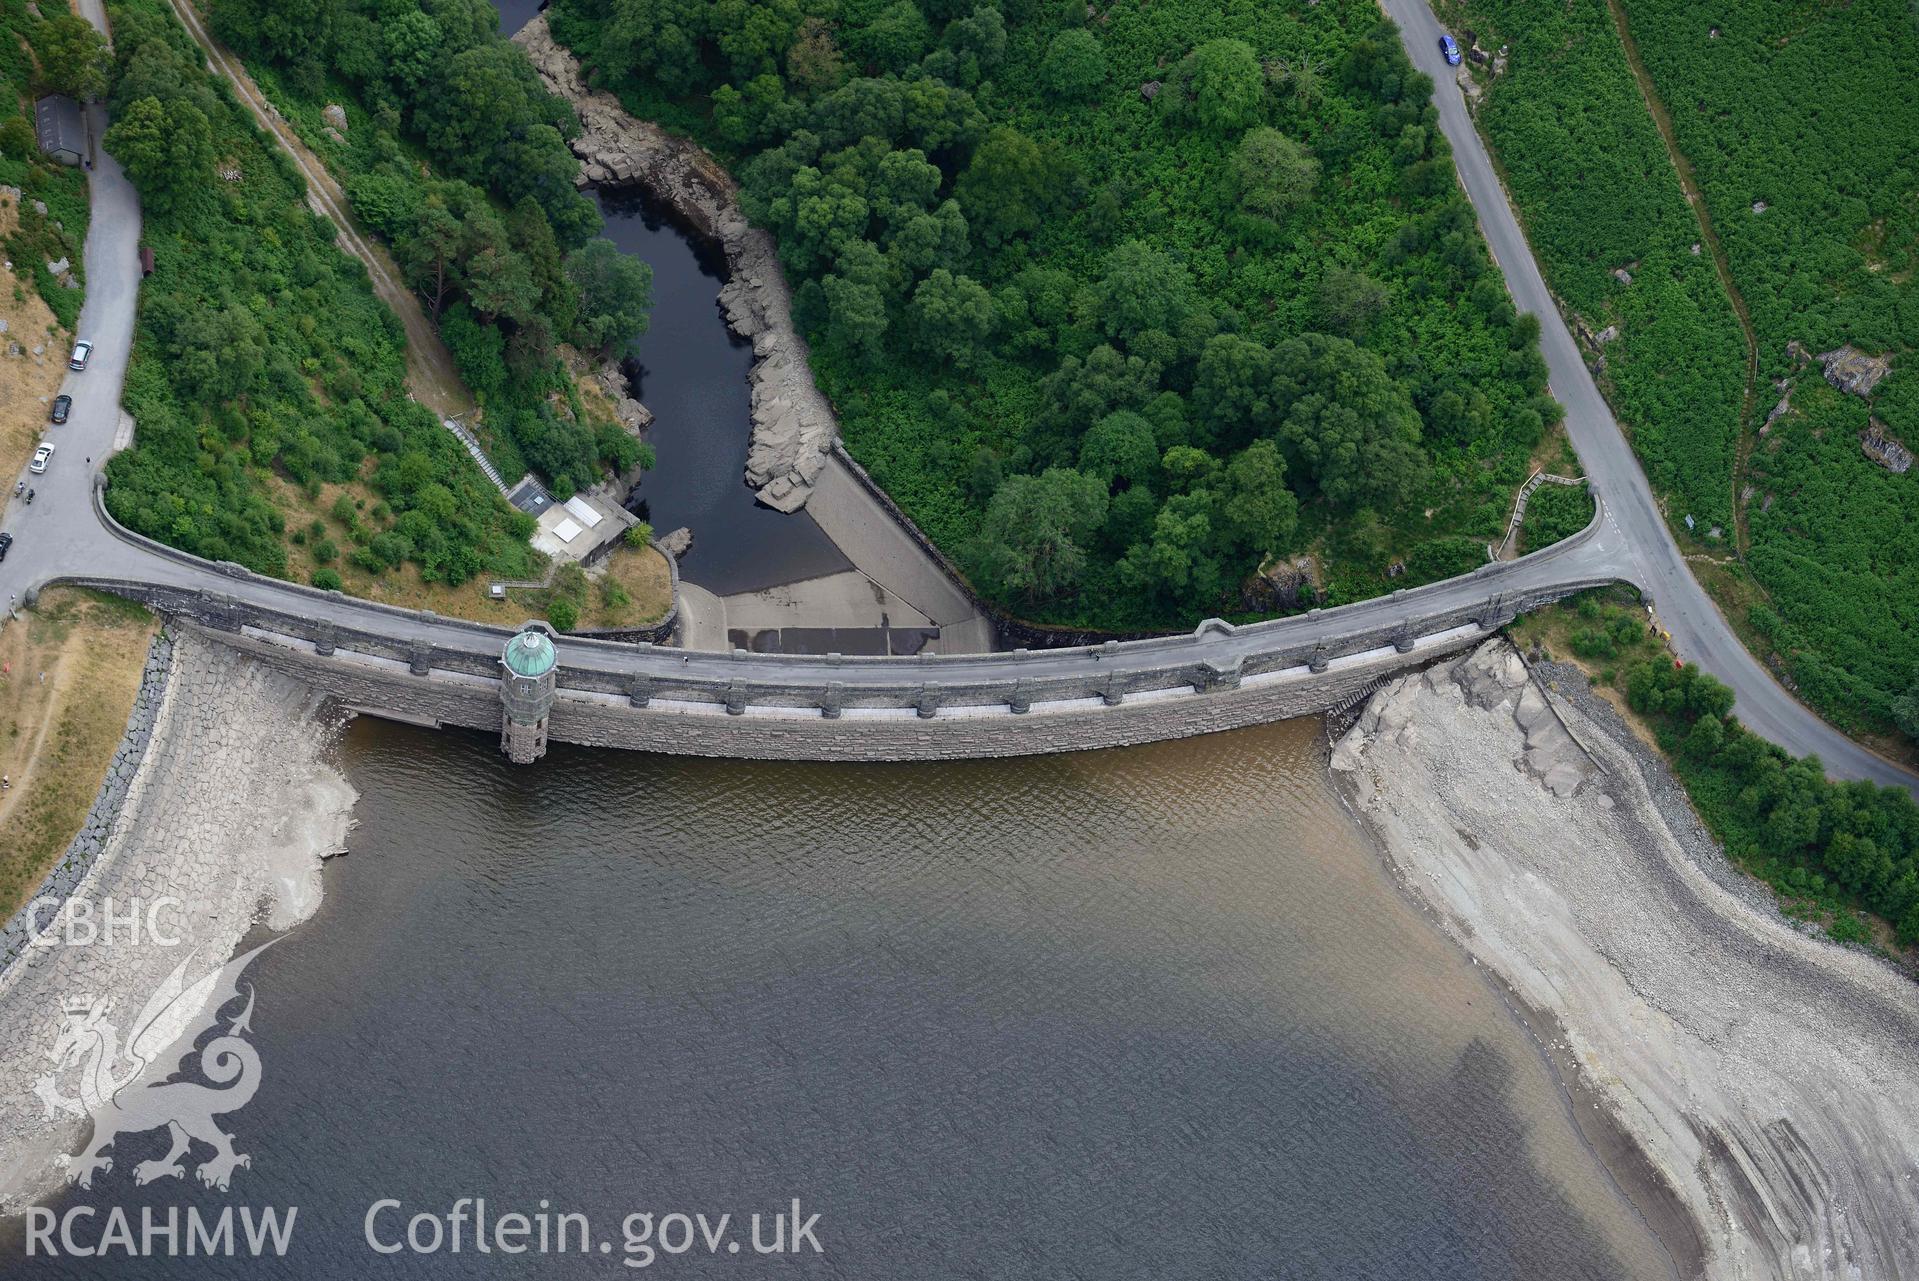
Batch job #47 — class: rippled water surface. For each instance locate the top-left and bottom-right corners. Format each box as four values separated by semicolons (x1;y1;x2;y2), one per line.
8;720;1672;1278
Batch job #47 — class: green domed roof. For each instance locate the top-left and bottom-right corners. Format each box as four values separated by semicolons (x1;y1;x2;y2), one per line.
503;629;557;677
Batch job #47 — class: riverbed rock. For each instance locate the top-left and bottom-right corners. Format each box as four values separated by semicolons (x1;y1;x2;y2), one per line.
658;526;694;558
1816;344;1891;398
516;14;838;513
595;359;654;432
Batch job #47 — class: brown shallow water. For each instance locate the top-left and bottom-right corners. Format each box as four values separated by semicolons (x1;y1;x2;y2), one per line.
5;717;1674;1277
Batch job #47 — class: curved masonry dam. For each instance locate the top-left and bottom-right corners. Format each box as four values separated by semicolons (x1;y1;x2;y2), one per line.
57;483;1627;762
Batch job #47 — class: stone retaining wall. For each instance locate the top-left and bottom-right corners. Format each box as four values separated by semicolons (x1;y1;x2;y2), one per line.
0;632;175;976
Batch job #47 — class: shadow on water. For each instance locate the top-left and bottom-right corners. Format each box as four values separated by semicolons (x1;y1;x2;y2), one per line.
588;186;850;598
1;721;1673;1279
491;0;543;38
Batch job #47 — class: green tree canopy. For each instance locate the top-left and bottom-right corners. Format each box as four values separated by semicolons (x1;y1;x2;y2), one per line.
955;126;1052;246
968;467;1108;605
38;13;110;99
907;268;994;368
1039;29;1106;102
104;95;214;217
1232;127;1318;220
565;238;655;358
1187;38;1263;133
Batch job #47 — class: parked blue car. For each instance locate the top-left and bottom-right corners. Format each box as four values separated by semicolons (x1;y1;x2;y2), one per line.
1439;34;1462;66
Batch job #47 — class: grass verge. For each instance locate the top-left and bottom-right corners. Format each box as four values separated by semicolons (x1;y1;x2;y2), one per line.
0;588;158;919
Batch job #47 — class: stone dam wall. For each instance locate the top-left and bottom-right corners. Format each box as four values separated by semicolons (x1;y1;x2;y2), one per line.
59;476;1620;762
120;562;1611;761
183;619;1483;761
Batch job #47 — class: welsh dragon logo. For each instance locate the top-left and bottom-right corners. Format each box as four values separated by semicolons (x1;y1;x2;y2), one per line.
32;941;276;1191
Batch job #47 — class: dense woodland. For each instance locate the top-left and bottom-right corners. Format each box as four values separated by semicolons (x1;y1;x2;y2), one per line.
99;0;542;585
1629;653;1919;946
1451;0;1918;747
1622;0;1918;745
0;0;95;329
1439;0;1742;532
550;0;1564;627
205;0;656;497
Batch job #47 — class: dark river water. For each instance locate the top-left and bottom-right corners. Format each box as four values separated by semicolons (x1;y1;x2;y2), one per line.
499;0;846;597
4;719;1673;1278
591;187;849;597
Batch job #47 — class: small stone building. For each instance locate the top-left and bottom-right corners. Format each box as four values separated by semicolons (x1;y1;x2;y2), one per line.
34;96;85;167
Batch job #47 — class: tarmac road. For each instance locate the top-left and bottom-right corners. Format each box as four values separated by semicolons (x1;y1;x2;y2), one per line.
0;0;1910;792
1382;0;1916;793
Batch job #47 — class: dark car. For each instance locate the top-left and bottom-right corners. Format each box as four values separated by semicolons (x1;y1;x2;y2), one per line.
0;532;12;562
1439;34;1463;66
50;395;71;425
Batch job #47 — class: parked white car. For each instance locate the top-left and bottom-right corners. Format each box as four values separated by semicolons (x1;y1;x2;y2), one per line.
30;443;55;473
68;340;92;371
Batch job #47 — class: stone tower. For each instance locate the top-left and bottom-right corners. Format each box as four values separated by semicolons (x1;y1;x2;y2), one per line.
500;623;559;764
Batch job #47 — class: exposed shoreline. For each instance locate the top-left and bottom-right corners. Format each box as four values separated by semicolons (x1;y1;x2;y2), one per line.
0;633;355;1212
1332;640;1919;1280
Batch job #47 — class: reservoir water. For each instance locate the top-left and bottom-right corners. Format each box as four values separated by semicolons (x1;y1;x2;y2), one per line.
5;718;1673;1278
0;11;1672;1271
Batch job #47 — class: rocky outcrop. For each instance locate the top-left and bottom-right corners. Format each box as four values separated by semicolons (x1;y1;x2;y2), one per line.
1334;639;1919;1280
657;525;694;559
1333;641;1595;800
1816;344;1891;398
515;15;836;513
595;358;654;433
1862;422;1913;474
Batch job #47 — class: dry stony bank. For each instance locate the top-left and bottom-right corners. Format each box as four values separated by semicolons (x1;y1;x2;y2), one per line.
516;15;838;513
1333;640;1919;1280
0;634;355;1211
